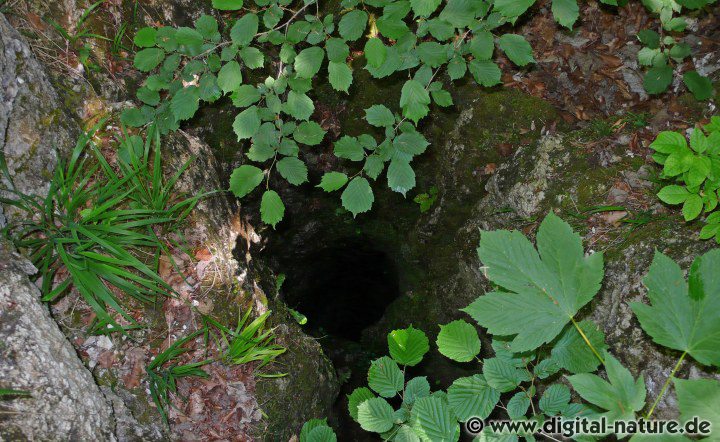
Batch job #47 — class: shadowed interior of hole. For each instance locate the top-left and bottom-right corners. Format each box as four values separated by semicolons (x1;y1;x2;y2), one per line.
280;238;399;341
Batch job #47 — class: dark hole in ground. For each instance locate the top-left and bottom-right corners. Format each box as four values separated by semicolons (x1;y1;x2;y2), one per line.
263;234;400;439
278;237;399;342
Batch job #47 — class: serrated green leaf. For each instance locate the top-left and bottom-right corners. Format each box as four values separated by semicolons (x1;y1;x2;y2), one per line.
483;357;529;392
276;157;308;185
212;0;243;10
533;358;561;379
229;165;264;198
683;71;713;101
404;377;431;407
317;172;349;192
567;352;645;422
338;9;368;41
410;0;442;17
551;0;579;28
233;106;261;140
334;136;364;161
260;190;284;228
411;397;459;442
230;14;258;47
325;38;350;62
637;29;660;49
464;213;604;352
550;320;607;374
134;27;157;48
400;80;431;124
539;384;570;416
328;61;353;93
134;48;165;72
217;61;243;94
240;47;264;68
283;90;314;121
342;177;374;217
388;326;429;366
295;47;325;79
294;121;326;145
683;193;703;221
348;387;375;421
171;86;200;121
644;65;673;95
498;34;535;66
468;59;502;87
368;356;404;398
365;38;387;68
494;0;536;18
357;397;395;433
507;392;531;420
447;374;500;421
365;105;395;127
675;378;720;439
631;249;720;366
387;159;416;196
416;42;449;67
394;426;421;442
436;320;481;362
469;31;494;60
447;57;467;80
232;85;261;107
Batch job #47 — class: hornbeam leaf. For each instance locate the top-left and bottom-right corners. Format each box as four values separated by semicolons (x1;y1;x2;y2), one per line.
463;212;604;352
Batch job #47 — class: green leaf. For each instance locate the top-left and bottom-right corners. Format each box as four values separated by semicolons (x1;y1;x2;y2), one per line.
348;387;375;421
341;177;374;217
233;106;261;140
305;426;336;442
217;61;243;94
494;0;536;18
317;172;349;192
328;62;353;93
394;426;421;442
400;80;431;124
447;374;500;421
483;357;529;392
284;91;314;121
539;384;570;415
534;358;561;379
134;27;157;48
404;377;431;407
498;34;535;66
260;190;285;228
232;85;262;107
387;159;416;196
683;71;714;101
367;356;404;398
171;86;200;121
410;0;442;17
468;60;502;87
436;319;481;362
212;0;243;10
230;14;259;47
675;378;720;438
295;47;325;79
365;105;395;127
567;352;646;422
682;193;703;221
357;397;395;433
550;320;607;374
469;31;494;60
276;157;308;185
507;392;531;420
551;0;579;28
637;29;661;49
631;250;720;366
644;65;673;95
229;165;264;198
364;38;387;68
417;42;449;67
196;15;219;39
293;121;326;145
447;57;467;80
338;10;368;41
137;86;160;106
134;48;165;72
325;38;350;62
240;47;264;69
650;131;688;154
431;89;453;107
464;212;604;352
388;326;429;366
439;0;483;28
411;397;460;442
